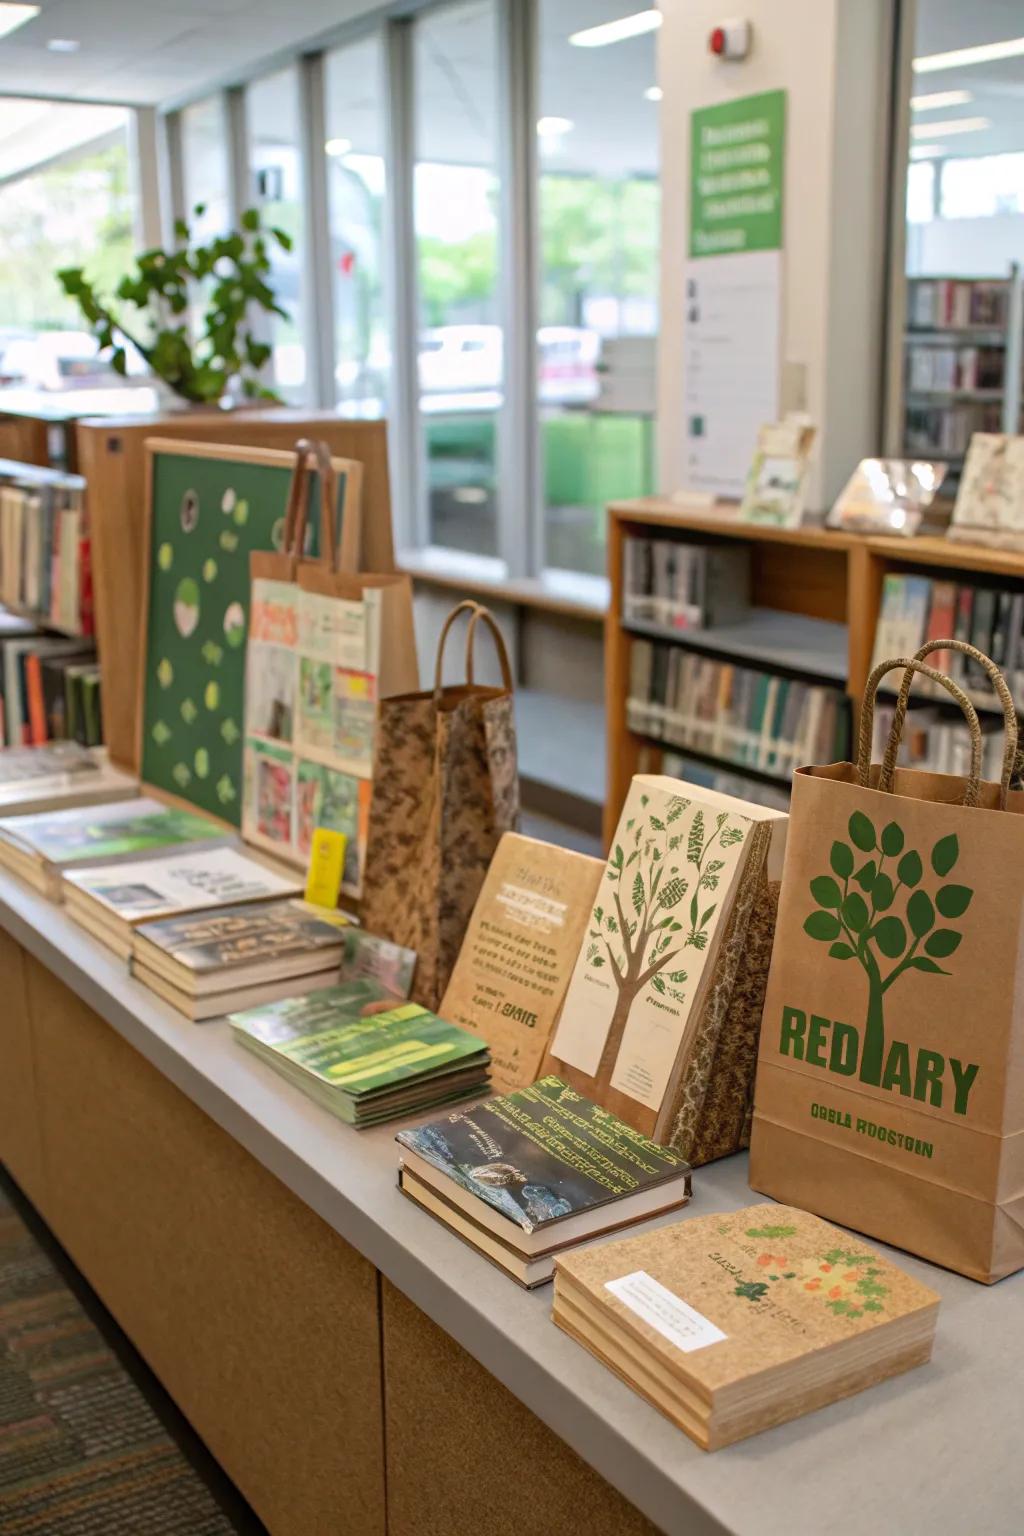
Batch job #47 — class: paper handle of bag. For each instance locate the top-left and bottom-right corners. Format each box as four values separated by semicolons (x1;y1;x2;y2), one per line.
893;638;1018;804
281;438;339;568
858;656;984;808
465;605;514;691
431;600;514;698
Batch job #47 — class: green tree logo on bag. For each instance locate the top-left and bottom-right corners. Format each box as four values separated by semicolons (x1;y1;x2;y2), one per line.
802;812;973;1086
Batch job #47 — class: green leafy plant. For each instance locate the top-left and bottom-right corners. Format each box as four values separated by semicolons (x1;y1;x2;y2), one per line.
588;795;745;1087
803;813;973;1085
57;204;291;404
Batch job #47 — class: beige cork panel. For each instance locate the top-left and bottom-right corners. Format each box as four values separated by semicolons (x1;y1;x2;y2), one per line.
0;932;46;1207
26;956;386;1536
381;1278;663;1536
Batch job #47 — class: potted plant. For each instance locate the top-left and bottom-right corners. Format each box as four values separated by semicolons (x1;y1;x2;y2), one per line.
58;204;292;407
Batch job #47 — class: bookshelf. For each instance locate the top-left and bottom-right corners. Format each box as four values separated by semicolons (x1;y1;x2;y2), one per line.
604;498;1024;844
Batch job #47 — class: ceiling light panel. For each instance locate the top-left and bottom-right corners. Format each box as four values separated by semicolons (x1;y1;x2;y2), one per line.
913;36;1024;73
0;4;39;42
569;10;662;48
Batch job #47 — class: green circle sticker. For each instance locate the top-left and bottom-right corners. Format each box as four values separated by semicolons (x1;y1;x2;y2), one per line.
174;578;200;638
157;658;173;688
224;602;246;648
233;498;250;526
203;558;218;583
204;681;220;711
158;542;173;571
194;748;210;779
221;488;236;514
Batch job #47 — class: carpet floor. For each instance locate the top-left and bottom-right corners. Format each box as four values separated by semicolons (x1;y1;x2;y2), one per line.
0;1186;239;1535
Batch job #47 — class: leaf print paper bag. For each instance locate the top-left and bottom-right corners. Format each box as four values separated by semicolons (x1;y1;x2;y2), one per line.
359;601;519;1011
750;641;1024;1283
543;773;787;1163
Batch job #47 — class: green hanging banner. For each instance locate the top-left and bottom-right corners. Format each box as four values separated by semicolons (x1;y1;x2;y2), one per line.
690;89;787;258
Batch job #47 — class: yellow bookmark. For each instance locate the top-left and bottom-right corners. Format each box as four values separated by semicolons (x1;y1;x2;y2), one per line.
304;827;347;910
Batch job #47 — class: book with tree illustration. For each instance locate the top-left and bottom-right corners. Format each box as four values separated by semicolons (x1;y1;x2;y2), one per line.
543;775;787;1157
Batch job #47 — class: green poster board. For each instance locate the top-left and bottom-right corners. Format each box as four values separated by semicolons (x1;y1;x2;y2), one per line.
690;89;786;258
140;445;350;827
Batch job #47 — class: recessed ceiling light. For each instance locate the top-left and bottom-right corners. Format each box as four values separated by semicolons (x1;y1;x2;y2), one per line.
910;144;946;160
537;116;573;137
910;89;971;111
570;10;662;48
0;4;39;42
644;86;662;102
910;116;991;138
324;137;352;156
47;37;80;52
913;36;1024;73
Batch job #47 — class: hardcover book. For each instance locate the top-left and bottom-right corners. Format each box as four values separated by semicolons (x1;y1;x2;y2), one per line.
231;986;490;1125
63;846;303;959
134;897;346;979
0;795;226;898
543;775;787;1162
553;1203;940;1450
439;833;604;1094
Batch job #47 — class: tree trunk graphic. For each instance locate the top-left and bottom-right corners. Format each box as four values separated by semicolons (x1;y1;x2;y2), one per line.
586;795;746;1097
803;813;972;1082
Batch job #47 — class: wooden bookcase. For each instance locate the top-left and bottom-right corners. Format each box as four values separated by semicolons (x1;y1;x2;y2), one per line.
604;497;1024;845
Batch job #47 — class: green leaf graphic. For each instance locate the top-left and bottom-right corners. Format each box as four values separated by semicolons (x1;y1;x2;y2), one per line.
931;833;959;877
873;916;907;959
925;929;962;958
910;956;948;975
880;822;904;856
907;889;935;938
805;911;841;941
842;893;869;933
936;884;972;919
829;942;855;960
872;873;895;911
830;841;854;878
810;875;842;908
854;860;877;892
897;849;922;887
849;811;876;852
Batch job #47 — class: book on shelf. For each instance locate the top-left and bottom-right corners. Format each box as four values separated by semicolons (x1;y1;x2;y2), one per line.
543;774;787;1162
907;276;1008;331
1;631;96;747
872;699;1006;783
0;744;137;818
552;1202;940;1451
439;832;604;1095
905;341;1003;394
63;845;304;960
950;433;1024;536
627;637;849;776
396;1076;692;1288
622;536;750;631
0;462;91;635
131;897;350;1020
904;402;1002;458
231;984;490;1126
0;796;227;900
869;569;1024;707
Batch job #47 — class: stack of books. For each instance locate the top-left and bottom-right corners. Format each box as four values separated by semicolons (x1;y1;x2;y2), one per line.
871;570;1024;703
628;638;849;775
0;612;99;748
553;1203;940;1450
622;536;750;631
64;845;303;959
131;898;349;1019
0;743;137;817
396;1077;692;1288
231;983;490;1124
0;796;227;900
0;461;91;636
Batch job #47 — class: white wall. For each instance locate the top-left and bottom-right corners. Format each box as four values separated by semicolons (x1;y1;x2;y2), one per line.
907;214;1024;278
657;0;892;510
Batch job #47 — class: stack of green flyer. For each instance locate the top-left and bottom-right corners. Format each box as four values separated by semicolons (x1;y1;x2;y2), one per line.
230;980;491;1127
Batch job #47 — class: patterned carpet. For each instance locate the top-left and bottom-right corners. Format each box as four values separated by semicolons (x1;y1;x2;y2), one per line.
0;1187;237;1535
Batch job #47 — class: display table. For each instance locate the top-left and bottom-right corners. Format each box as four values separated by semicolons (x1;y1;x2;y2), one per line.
0;869;1019;1536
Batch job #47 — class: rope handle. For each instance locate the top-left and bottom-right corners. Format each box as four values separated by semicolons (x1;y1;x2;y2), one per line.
432;600;514;697
281;438;338;568
887;638;1017;806
857;656;983;808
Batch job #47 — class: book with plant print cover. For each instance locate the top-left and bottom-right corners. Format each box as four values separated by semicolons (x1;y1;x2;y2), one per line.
543;775;787;1160
395;1077;691;1286
553;1203;940;1450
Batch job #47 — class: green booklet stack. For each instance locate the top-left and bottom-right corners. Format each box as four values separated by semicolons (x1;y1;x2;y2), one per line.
230;980;491;1127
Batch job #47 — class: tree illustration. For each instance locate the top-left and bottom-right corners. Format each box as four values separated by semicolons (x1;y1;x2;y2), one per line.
588;794;746;1087
734;1280;769;1302
803;812;973;1085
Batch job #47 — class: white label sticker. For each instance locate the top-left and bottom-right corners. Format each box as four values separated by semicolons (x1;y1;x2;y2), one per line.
605;1271;726;1354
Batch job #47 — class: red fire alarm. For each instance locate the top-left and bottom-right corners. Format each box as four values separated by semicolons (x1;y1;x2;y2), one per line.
709;20;752;59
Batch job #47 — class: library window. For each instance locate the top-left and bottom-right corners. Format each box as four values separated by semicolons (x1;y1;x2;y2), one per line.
537;0;659;579
898;0;1024;463
247;66;307;405
0;100;136;397
325;36;390;420
180;95;231;240
413;0;502;561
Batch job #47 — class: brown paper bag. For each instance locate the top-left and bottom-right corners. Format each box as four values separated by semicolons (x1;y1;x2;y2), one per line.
750;639;1024;1282
359;600;520;1009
